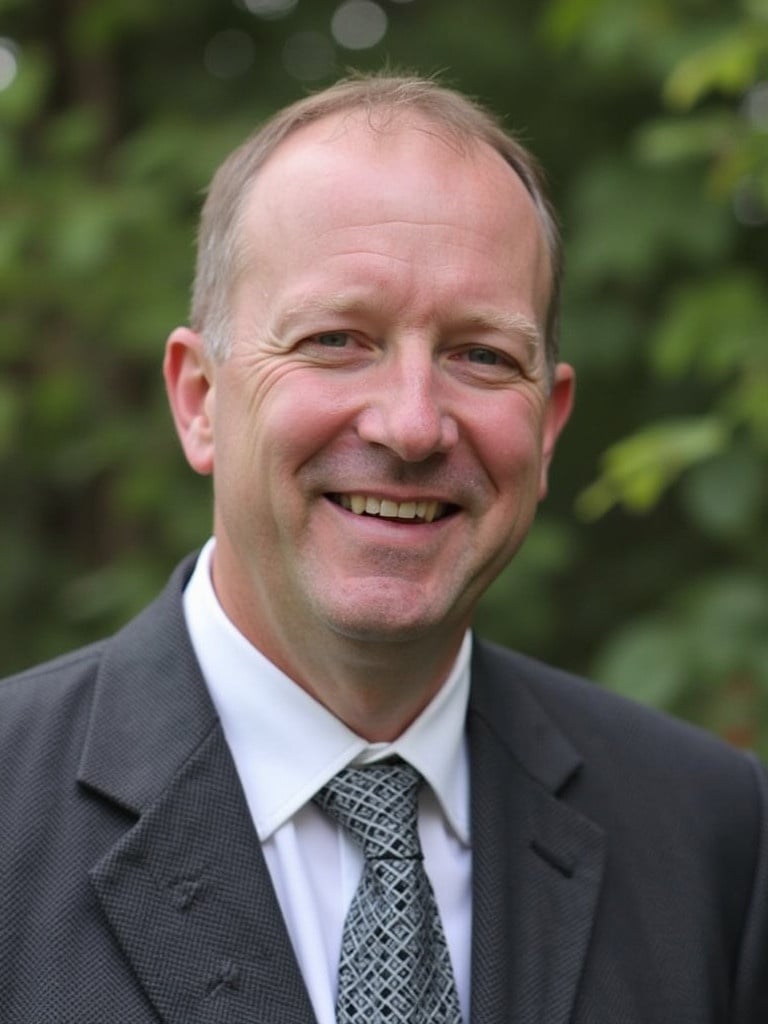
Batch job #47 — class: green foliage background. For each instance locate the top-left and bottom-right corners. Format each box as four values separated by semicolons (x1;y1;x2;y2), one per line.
2;0;767;754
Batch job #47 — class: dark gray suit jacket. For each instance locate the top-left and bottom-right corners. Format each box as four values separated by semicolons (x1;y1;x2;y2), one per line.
1;557;767;1023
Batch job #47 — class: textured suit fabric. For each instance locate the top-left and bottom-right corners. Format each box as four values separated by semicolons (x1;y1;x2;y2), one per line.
1;555;767;1023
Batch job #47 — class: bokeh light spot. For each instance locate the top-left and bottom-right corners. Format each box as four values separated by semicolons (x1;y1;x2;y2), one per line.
742;81;768;132
243;0;298;18
0;39;19;92
331;1;387;51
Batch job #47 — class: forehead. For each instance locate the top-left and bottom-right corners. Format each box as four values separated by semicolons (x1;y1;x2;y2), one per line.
239;109;543;243
259;110;528;207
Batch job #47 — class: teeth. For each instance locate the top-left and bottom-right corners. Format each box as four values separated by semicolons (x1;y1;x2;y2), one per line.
337;494;443;522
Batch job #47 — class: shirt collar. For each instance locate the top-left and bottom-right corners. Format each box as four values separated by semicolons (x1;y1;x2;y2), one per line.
183;539;471;845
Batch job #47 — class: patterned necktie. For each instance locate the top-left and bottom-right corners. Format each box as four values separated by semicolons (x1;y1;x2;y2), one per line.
313;762;463;1024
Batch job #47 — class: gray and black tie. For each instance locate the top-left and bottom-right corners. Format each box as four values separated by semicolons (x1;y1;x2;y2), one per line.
314;761;463;1024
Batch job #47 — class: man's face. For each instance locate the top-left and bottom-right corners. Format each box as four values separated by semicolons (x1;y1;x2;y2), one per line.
170;114;573;670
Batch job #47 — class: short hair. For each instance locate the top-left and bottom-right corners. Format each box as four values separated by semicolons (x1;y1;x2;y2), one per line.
192;73;562;378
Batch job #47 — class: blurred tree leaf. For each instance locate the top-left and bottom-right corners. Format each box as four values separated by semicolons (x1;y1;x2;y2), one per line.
566;160;732;287
577;417;729;518
636;110;738;165
593;617;691;708
663;23;768;110
651;272;767;381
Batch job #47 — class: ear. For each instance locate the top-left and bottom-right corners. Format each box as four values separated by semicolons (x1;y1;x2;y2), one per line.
163;326;215;476
539;362;575;499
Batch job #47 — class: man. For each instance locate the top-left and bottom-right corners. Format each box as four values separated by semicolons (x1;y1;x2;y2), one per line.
1;74;766;1024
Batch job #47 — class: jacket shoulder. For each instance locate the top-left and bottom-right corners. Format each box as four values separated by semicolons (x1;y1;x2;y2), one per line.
0;641;106;745
473;637;753;766
471;636;767;846
0;641;105;698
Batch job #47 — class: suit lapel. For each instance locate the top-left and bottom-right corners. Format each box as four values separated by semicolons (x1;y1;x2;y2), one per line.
78;558;316;1024
468;641;606;1024
90;726;316;1024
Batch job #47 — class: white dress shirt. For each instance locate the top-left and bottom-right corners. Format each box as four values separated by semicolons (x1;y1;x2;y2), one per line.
183;539;473;1024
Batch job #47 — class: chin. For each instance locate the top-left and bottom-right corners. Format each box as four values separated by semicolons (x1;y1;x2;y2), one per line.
329;621;442;646
318;597;450;645
307;568;476;644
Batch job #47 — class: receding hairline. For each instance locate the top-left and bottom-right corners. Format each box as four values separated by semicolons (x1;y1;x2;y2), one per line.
232;106;550;279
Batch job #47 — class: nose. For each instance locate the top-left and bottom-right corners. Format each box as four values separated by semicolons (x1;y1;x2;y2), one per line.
355;354;459;462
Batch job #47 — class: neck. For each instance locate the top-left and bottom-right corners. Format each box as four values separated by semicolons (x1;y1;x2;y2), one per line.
229;605;464;742
287;631;465;742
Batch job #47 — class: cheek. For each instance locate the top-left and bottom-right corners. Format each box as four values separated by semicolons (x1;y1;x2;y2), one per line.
214;392;348;522
469;402;546;487
265;374;358;458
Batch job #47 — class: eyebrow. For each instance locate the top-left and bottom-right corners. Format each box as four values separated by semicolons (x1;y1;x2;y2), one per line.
272;294;370;335
458;309;542;349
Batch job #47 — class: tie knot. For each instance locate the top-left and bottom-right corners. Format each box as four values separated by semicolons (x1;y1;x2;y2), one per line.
314;762;423;861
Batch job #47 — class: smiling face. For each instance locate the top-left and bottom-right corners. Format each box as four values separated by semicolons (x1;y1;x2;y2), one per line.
166;112;574;692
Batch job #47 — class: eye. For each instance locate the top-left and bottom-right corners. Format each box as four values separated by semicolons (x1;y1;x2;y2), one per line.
462;346;520;372
448;343;526;384
466;347;504;365
313;331;350;348
297;330;372;368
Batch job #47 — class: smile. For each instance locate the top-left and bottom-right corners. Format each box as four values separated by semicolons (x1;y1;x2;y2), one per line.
331;494;451;523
